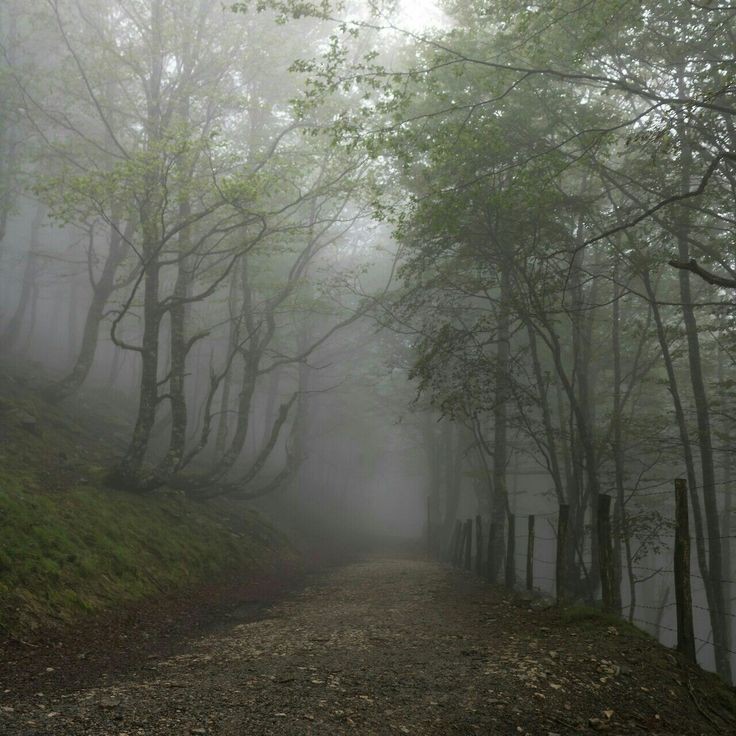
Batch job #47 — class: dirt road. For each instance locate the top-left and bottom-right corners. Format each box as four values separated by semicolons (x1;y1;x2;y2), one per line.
1;557;733;735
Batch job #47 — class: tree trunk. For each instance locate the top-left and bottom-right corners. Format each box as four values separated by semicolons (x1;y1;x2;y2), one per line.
526;320;565;503
611;261;630;616
0;7;19;263
214;257;260;477
113;248;161;488
718;338;733;640
111;0;167;490
569;241;601;599
674;106;731;681
214;269;243;456
642;269;718;671
490;255;511;579
44;220;129;402
160;148;193;476
1;203;44;352
441;422;462;557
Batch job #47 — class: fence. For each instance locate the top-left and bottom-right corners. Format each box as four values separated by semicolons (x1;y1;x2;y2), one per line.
430;478;736;674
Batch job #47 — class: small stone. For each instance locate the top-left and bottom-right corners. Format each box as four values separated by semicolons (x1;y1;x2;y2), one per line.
530;597;555;611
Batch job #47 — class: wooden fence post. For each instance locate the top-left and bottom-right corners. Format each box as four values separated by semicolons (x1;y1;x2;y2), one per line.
674;478;696;662
486;522;497;581
427;497;433;556
458;521;468;567
448;521;456;565
458;520;468;567
451;520;462;566
597;494;617;612
526;515;535;592
505;513;516;589
556;504;570;604
464;519;473;571
475;515;483;576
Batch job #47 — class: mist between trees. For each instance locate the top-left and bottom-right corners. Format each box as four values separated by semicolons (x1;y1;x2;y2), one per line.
1;0;736;682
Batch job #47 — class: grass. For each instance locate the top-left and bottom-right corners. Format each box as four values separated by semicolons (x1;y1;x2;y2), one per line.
0;481;284;635
0;365;293;637
559;604;650;637
559;603;736;714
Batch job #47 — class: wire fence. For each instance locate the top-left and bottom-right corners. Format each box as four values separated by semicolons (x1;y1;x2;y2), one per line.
434;479;736;674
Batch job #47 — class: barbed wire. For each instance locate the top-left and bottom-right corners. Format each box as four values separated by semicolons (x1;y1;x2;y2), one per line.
627;600;676;611
630;617;736;658
447;473;736;664
630;564;736;586
693;602;736;619
514;552;556;567
656;532;735;540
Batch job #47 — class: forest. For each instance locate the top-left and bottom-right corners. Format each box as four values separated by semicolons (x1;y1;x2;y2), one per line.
1;0;736;729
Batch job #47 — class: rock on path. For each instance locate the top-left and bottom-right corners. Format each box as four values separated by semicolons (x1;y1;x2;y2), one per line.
1;557;733;735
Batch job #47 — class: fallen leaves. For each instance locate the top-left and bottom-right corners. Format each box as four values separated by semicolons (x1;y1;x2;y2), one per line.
0;559;732;736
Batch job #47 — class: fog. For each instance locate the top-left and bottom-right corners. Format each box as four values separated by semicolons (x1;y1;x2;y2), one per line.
2;0;736;687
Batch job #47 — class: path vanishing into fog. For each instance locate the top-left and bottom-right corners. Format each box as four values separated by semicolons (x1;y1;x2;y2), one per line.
2;557;733;736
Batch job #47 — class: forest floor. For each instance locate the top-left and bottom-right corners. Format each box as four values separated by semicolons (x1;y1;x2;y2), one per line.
1;556;735;736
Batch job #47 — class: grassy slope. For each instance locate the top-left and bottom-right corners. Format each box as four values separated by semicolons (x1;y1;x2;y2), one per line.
0;367;293;637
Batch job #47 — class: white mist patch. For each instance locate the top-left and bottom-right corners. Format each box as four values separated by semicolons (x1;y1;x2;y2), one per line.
397;0;446;32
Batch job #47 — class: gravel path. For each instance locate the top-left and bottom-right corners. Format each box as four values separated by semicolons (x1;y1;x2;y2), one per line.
1;557;733;735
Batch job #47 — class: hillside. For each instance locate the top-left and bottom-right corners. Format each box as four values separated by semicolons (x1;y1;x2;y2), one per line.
0;363;297;640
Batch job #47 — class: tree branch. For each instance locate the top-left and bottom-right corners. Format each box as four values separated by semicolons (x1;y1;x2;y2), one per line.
668;258;736;289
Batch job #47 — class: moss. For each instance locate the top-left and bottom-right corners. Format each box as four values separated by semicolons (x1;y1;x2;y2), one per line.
559;604;651;639
0;378;294;638
0;481;290;636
